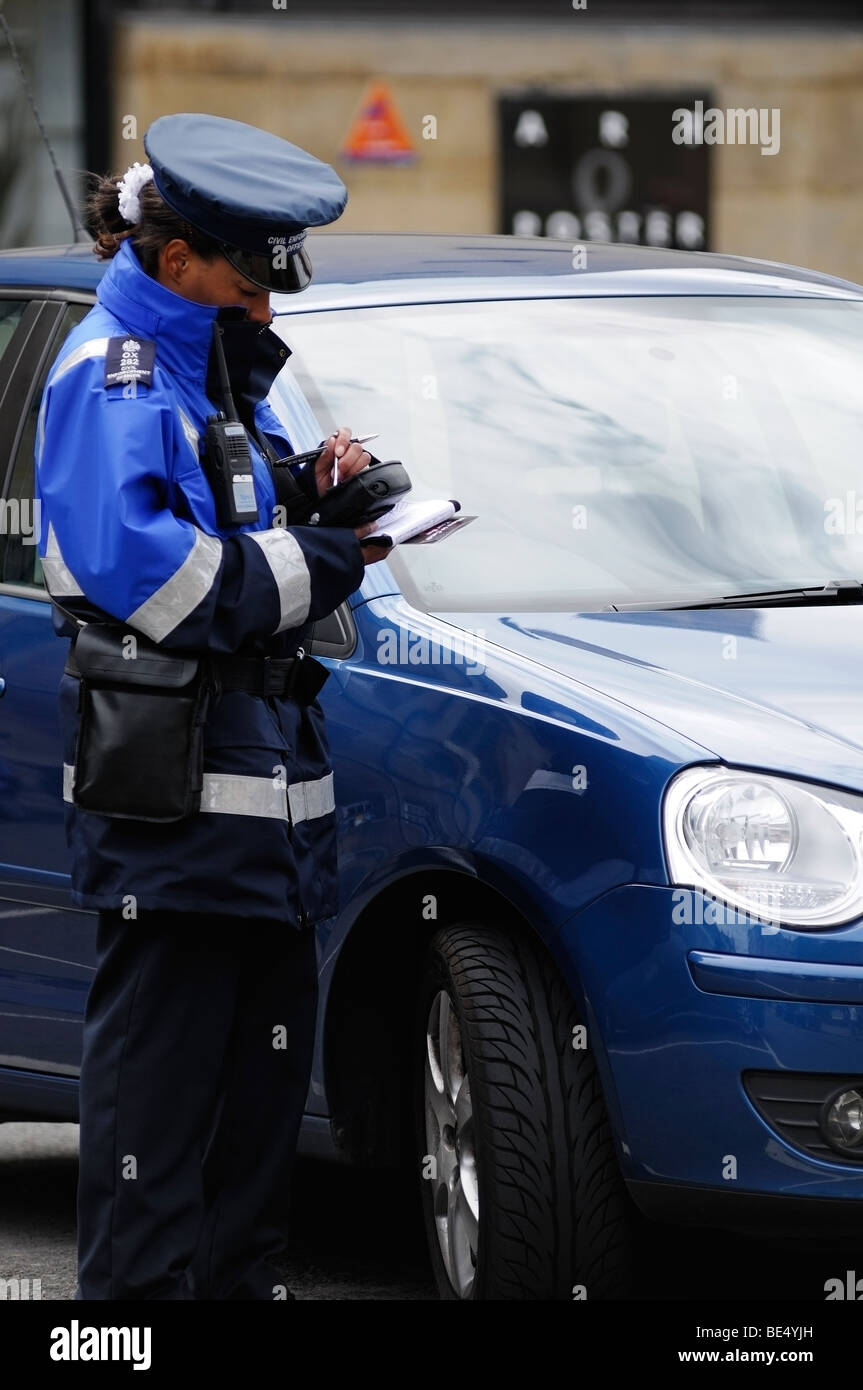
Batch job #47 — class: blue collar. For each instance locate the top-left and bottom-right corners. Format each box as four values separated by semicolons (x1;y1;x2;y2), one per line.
96;238;219;384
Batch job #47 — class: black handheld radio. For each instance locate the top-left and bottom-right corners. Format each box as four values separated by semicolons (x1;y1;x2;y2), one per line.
203;321;260;526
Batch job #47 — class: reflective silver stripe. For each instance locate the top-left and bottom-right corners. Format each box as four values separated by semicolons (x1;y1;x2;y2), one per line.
36;340;110;472
62;763;334;823
246;528;311;633
42;523;84;598
36;395;46;470
37;341;108;588
200;771;334;822
126;529;223;642
200;773;287;819
177;407;199;460
288;771;334;824
50;337;110;385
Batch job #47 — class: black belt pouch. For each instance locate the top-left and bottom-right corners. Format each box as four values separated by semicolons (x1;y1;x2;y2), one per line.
69;624;211;822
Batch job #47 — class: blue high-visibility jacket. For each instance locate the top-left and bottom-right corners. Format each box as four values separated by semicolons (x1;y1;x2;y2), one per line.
34;237;367;926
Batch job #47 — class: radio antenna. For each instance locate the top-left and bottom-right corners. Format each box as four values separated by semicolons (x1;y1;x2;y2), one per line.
0;13;89;243
211;321;240;423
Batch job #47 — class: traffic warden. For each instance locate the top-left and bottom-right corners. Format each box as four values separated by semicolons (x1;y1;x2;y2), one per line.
34;112;393;1300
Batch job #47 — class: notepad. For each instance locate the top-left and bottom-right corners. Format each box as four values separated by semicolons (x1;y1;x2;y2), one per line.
366;497;476;545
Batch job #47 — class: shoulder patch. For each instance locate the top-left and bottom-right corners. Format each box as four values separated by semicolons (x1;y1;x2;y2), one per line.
104;336;155;389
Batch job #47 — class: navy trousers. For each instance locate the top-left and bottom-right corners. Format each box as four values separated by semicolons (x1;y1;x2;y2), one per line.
74;906;318;1300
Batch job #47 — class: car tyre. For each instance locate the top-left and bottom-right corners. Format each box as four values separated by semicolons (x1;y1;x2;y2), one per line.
414;921;633;1299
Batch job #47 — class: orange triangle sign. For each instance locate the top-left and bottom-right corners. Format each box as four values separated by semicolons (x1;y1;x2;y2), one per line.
340;81;416;164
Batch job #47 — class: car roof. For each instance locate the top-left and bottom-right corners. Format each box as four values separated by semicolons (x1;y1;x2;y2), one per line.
1;233;861;309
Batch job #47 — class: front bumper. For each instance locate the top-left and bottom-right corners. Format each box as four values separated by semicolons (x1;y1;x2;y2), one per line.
553;884;863;1205
627;1180;863;1238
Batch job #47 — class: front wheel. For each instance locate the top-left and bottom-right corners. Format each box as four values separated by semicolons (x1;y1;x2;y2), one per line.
414;922;633;1299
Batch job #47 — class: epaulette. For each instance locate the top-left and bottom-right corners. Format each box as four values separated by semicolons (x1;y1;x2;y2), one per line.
104;336;156;390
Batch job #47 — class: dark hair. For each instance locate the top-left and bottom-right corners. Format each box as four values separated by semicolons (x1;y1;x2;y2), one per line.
85;170;222;278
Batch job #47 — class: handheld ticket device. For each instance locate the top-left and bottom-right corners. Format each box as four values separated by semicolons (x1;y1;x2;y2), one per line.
203;321;260;526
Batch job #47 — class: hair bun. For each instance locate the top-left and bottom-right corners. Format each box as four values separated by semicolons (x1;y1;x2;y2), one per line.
83;165;221;276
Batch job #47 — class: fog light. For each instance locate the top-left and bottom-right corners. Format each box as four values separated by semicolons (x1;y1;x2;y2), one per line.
822;1088;863;1155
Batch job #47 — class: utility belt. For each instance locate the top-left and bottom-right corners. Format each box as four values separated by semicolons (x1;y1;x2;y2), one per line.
61;614;329;823
64;642;328;702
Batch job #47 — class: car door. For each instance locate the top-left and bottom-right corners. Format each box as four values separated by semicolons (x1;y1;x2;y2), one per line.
0;293;95;1103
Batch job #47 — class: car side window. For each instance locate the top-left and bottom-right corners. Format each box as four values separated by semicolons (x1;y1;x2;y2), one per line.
0;301;28;363
1;304;90;589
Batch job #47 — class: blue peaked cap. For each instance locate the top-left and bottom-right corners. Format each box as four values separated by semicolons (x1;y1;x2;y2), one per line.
142;112;348;292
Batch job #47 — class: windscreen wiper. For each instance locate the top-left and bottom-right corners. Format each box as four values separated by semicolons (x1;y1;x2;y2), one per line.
607;579;863;611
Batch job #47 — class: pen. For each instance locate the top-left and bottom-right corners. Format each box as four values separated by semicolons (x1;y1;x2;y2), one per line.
332;433;379;487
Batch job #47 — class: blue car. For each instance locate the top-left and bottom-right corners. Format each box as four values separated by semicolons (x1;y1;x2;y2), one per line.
1;234;862;1301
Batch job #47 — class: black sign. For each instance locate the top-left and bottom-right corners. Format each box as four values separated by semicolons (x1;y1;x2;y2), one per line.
499;94;711;251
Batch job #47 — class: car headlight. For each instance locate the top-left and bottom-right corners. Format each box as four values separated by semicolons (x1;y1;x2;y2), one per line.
663;767;863;929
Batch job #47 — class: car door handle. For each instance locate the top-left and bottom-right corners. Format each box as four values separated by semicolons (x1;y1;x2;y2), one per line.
0;677;5;698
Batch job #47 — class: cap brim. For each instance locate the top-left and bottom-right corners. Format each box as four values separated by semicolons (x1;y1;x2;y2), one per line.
221;243;312;293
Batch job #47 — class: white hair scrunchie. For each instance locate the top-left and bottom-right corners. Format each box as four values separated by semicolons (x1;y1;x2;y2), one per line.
116;162;155;225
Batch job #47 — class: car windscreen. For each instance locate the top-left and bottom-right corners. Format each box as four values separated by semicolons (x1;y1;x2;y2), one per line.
269;295;863;612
